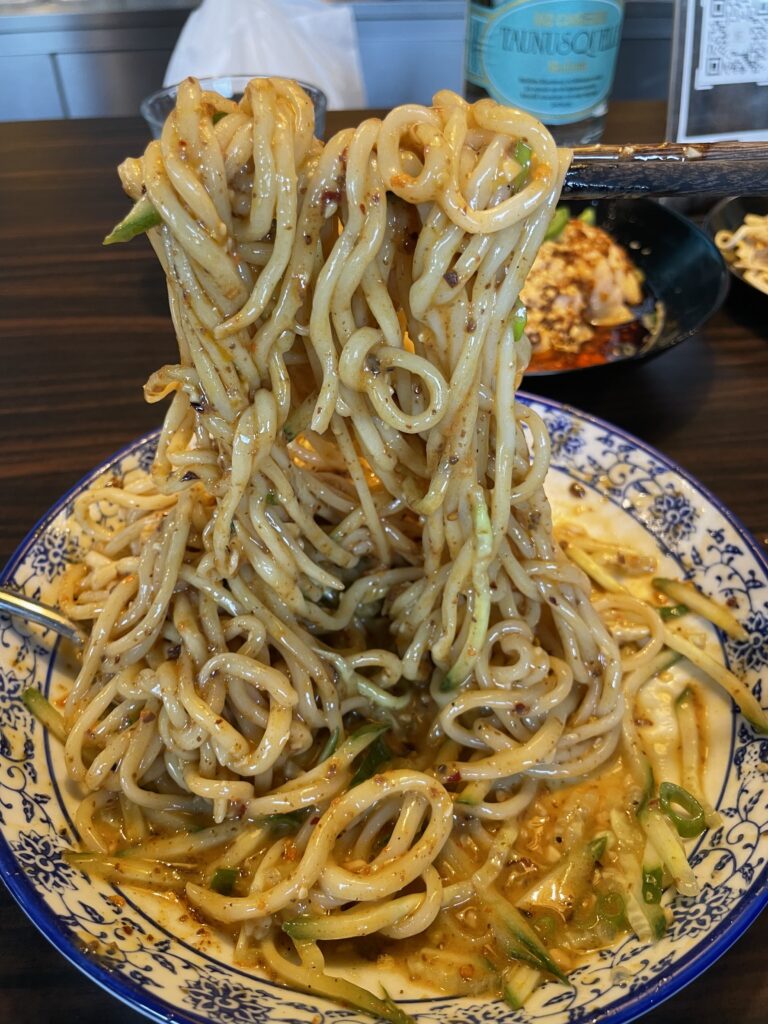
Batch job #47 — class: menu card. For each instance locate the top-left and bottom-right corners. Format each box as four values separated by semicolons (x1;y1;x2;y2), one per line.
667;0;768;142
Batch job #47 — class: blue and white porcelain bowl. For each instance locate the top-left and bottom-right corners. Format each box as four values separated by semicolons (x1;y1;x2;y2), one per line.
1;396;766;1024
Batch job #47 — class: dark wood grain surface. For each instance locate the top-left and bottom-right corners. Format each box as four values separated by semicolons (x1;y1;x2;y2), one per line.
0;101;766;1024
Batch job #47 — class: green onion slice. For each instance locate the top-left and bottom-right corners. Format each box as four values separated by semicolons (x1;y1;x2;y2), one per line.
642;866;663;904
658;782;707;838
210;867;237;895
658;603;689;621
513;140;533;190
512;302;527;342
103;195;162;245
545;206;570;241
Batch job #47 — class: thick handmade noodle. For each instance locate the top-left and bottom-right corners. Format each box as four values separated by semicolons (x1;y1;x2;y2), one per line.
56;78;731;1009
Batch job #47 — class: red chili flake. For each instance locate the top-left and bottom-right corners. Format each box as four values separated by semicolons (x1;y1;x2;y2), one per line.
311;816;320;825
444;770;463;785
140;709;156;724
233;802;246;819
726;596;739;609
321;189;342;206
514;702;527;713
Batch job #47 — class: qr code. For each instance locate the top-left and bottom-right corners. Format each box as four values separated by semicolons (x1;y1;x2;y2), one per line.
695;0;768;89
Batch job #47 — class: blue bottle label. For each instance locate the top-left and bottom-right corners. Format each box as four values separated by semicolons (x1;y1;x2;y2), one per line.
467;1;624;125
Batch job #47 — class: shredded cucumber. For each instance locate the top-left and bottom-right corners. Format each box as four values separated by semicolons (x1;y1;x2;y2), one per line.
350;731;393;786
65;851;190;891
502;963;542;1009
517;837;605;918
441;489;492;690
566;544;626;594
640;808;699;898
284;893;422;941
675;687;721;828
22;688;67;743
476;885;569;984
654;578;747;640
314;728;340;766
663;627;768;734
262;936;416;1024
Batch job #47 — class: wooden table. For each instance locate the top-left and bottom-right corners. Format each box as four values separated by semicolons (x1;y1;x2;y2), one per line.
0;102;766;1024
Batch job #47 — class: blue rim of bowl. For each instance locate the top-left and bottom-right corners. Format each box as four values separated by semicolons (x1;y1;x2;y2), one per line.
1;396;767;1024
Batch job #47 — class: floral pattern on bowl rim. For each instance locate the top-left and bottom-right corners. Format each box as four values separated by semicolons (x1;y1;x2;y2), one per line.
0;394;766;1024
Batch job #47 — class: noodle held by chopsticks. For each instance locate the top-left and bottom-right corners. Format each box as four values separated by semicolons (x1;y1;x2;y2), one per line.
39;78;762;1016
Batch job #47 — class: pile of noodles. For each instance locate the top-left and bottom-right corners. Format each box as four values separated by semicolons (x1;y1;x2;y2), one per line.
715;212;768;295
56;77;676;993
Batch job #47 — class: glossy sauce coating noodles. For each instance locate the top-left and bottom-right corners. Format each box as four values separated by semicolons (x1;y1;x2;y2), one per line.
51;78;756;1015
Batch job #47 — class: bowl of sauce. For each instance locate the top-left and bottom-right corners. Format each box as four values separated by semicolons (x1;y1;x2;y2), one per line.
523;198;729;376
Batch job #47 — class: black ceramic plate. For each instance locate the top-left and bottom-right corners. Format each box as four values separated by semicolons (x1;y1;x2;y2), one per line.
525;197;729;376
706;196;768;296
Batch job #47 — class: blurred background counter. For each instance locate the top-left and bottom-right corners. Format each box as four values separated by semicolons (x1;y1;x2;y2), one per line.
1;0;672;121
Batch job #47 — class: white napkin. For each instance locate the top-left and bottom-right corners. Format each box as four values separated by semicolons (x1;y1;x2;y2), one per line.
164;0;365;109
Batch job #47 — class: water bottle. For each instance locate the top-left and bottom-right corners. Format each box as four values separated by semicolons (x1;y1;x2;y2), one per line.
465;1;625;145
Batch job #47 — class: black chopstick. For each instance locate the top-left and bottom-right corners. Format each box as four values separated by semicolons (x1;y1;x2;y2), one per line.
563;142;768;199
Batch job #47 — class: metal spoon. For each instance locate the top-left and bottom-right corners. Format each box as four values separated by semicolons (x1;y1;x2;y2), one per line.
0;586;84;648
